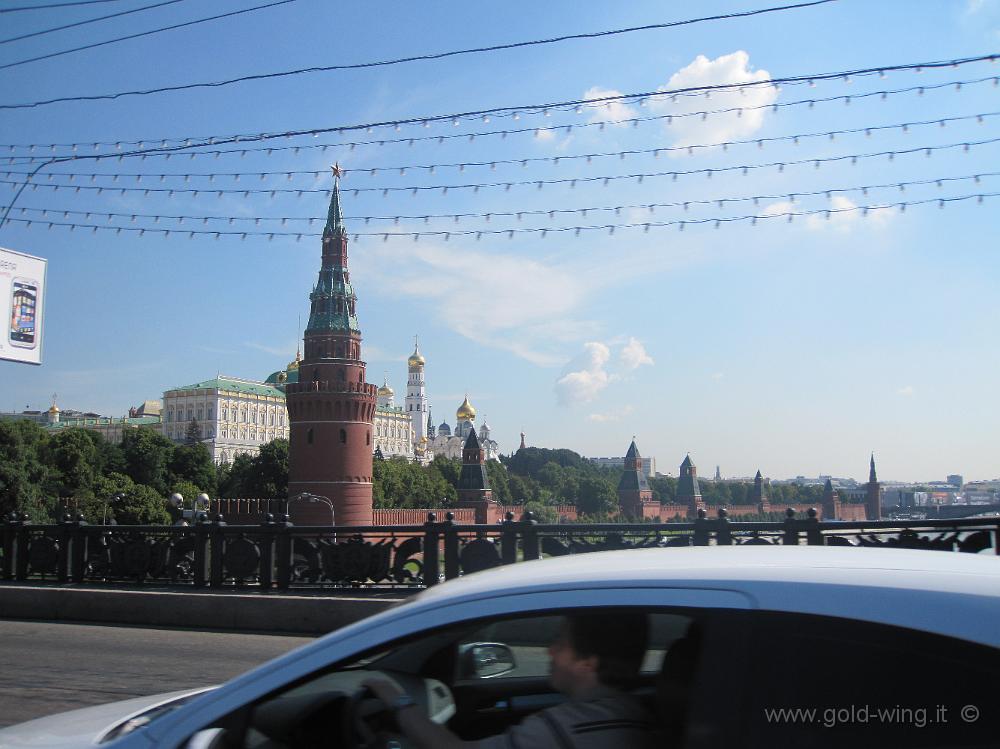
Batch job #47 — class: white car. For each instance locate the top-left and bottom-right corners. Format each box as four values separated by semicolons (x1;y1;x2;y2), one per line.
1;546;998;749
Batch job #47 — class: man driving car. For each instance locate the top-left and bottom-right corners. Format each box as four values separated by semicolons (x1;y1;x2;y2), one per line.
365;611;657;749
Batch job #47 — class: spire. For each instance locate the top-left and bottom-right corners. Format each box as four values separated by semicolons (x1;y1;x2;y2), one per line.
869;453;878;483
324;164;345;236
625;439;640;460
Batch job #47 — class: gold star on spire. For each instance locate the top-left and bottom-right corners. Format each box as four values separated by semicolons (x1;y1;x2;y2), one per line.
331;163;344;179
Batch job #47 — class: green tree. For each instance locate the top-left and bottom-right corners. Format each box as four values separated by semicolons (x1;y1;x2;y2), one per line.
185;418;202;444
120;427;174;494
44;428;102;499
248;439;289;497
484;460;512;505
0;420;53;518
168;442;217;495
576;476;618;517
218;453;254;497
112;483;171;525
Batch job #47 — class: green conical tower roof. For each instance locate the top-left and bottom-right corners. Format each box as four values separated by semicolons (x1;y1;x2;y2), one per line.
324;164;345;237
306;165;359;335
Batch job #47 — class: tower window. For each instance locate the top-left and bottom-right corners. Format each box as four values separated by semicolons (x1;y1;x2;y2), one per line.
307;428;314;445
366;431;370;446
340;428;347;444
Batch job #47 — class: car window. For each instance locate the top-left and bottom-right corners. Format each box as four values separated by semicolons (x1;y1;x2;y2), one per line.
742;612;1000;748
455;611;695;681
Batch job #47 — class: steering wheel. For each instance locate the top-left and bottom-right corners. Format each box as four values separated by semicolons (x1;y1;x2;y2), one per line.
342;686;404;749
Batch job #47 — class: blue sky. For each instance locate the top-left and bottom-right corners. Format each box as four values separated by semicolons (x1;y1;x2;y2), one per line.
1;0;998;482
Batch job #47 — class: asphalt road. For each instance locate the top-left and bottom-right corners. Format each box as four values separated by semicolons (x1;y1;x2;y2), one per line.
0;620;312;728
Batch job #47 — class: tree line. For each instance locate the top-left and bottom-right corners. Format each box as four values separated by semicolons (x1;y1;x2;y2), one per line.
0;423;840;525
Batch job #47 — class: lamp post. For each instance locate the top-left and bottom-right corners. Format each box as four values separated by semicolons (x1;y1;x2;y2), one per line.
294;492;335;526
168;492;211;525
102;492;124;525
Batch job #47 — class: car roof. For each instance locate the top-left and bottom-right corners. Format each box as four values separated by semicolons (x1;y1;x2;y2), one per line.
402;547;1000;647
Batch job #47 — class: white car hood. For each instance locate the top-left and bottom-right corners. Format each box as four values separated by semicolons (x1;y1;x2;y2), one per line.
0;688;212;749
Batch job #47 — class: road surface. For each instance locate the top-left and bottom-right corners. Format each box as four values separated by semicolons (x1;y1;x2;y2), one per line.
0;619;312;728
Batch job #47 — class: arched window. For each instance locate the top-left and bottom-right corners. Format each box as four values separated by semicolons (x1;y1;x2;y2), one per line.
366;431;370;446
307;428;314;445
340;428;347;444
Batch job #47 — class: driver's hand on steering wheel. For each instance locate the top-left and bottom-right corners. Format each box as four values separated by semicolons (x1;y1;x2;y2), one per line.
361;677;405;707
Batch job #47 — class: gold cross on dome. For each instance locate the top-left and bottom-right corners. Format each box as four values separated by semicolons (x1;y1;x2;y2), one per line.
331;163;344;179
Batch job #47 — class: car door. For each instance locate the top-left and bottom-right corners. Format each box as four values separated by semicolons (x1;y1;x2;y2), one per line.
145;585;753;748
738;611;1000;749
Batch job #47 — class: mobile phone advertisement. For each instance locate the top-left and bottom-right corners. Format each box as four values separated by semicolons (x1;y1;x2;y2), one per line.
0;246;46;365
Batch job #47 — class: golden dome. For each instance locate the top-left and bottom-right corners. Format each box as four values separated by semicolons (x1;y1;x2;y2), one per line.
48;404;60;414
407;344;425;368
377;382;394;397
287;348;301;372
456;395;476;422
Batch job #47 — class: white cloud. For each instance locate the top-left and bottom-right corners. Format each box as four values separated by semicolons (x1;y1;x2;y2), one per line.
535;128;557;142
649;51;777;151
589;405;635;423
897;385;916;397
620;337;653;370
806;196;893;232
353;240;599;366
555;342;614;405
710;372;724;381
761;200;795;218
246;341;292;357
581;86;637;127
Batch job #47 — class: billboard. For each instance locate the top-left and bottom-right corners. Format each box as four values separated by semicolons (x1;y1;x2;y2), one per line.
0;247;47;365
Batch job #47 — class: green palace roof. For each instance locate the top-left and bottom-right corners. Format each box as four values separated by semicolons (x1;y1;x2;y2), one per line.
166;377;285;399
43;415;162;431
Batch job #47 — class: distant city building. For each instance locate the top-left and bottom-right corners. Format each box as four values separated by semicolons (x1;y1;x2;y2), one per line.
162;376;287;463
2;398;163;444
947;474;964;489
426;395;500;461
374;377;415;460
590;455;656;477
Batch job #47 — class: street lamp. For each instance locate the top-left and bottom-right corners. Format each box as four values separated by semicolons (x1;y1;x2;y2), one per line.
294;492;335;526
168;492;211;525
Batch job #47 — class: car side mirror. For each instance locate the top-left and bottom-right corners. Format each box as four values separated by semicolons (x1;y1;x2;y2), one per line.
185;727;228;749
459;642;517;679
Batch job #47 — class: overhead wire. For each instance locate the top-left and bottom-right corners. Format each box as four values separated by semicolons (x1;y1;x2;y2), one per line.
1;192;993;240
0;0;188;46
3;50;996;114
6;137;997;197
0;0;124;12
0;0;837;100
5;172;994;227
4;111;996;181
0;0;298;70
4;73;997;161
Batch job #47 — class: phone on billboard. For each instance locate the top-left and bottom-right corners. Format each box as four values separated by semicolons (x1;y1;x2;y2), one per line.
9;278;38;349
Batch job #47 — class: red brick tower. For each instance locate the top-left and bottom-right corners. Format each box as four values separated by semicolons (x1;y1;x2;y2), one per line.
286;167;376;525
617;439;658;519
676;454;704;518
865;453;882;521
821;478;841;520
457;429;494;523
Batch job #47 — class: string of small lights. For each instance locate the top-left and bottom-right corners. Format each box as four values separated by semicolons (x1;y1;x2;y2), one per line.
4;172;993;227
5;137;996;197
7;73;996;159
1;192;992;240
4;111;996;181
3;50;995;153
0;0;124;12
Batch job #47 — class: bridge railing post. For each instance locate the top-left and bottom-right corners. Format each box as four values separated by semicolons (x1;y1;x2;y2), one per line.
56;514;72;583
715;509;732;545
442;513;460;581
423;513;440;587
275;515;293;590
193;516;209;588
15;516;30;581
805;508;823;545
209;515;227;588
2;513;21;580
259;514;276;589
782;508;799;545
520;512;539;561
693;509;709;546
500;512;517;565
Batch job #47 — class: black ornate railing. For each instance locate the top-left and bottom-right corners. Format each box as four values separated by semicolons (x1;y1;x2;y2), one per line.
2;509;998;590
